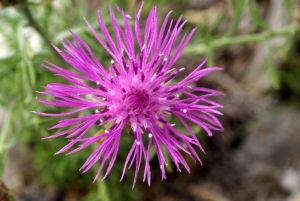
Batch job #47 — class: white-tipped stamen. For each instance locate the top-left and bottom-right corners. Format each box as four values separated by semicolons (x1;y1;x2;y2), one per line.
95;109;99;113
100;118;103;123
187;85;192;88
136;141;141;145
158;97;166;102
159;53;164;56
170;124;176;127
105;130;109;133
148;133;152;138
111;60;114;64
142;44;146;50
183;109;187;113
179;68;185;71
97;81;100;85
164;57;168;61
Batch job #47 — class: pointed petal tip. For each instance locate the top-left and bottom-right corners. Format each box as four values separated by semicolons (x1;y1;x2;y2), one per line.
215;67;224;71
83;16;88;22
92;176;99;183
100;177;106;182
218;91;226;96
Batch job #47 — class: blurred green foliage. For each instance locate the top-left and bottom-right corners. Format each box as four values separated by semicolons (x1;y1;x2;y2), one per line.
0;0;298;200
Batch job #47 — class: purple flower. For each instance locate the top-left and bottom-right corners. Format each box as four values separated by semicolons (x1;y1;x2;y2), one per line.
35;2;224;187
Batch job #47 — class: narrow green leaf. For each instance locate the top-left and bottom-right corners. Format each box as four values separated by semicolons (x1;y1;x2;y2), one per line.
249;2;269;30
264;43;280;89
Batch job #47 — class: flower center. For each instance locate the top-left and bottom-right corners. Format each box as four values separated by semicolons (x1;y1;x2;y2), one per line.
124;88;150;115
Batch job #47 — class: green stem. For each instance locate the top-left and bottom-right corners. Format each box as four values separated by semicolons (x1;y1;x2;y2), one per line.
206;46;215;66
184;25;296;54
0;110;11;177
20;3;64;64
0;111;11;155
21;4;51;44
96;173;111;201
92;145;111;201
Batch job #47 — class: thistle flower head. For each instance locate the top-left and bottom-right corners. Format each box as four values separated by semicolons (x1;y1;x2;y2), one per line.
35;2;224;187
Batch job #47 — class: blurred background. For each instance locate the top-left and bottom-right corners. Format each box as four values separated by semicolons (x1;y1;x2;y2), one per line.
0;0;300;200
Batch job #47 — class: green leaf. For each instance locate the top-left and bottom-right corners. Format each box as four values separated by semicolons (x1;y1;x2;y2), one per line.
227;0;250;36
249;2;269;30
206;13;225;36
264;43;280;89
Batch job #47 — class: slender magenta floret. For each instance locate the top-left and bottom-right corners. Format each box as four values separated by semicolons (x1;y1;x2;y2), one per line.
34;2;224;187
